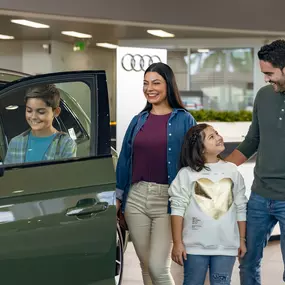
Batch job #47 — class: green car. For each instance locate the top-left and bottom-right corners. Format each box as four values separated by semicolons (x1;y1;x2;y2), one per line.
0;69;126;285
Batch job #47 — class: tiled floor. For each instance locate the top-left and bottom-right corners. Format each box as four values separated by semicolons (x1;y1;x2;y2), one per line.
123;240;284;285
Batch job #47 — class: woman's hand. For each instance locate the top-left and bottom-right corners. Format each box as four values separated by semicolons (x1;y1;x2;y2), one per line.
171;242;187;266
238;239;247;262
116;199;121;214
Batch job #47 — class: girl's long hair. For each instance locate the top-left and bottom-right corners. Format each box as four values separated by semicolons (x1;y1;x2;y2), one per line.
180;124;210;172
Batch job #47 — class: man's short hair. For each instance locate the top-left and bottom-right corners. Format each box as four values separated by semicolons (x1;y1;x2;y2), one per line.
25;84;60;109
258;39;285;70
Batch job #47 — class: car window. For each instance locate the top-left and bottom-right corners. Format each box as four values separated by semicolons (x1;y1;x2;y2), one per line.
0;81;92;164
56;82;91;120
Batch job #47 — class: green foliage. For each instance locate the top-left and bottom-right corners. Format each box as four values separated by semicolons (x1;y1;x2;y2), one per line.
190;110;252;122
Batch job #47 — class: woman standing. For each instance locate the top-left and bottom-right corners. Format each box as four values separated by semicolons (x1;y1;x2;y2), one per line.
116;63;196;285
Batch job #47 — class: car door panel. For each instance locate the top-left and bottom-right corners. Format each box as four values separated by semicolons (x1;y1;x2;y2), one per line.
0;71;116;284
0;159;116;285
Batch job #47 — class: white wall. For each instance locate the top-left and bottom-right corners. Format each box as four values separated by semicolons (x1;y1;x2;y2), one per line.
116;47;167;153
253;46;266;96
0;41;52;74
0;40;116;121
0;41;22;72
22;41;52;74
50;41;116;120
201;121;251;142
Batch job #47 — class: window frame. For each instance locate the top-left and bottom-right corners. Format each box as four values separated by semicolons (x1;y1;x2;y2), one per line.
0;70;111;169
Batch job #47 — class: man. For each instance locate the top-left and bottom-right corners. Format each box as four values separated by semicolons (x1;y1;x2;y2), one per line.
226;39;285;284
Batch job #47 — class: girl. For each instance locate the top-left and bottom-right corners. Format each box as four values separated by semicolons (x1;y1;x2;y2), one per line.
4;84;76;164
116;62;196;285
169;123;247;285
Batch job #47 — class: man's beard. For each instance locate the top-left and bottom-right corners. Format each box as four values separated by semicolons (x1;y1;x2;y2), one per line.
269;81;285;92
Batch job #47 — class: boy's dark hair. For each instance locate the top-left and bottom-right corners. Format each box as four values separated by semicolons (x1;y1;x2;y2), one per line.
258;39;285;70
180;123;210;172
24;84;60;109
142;62;186;112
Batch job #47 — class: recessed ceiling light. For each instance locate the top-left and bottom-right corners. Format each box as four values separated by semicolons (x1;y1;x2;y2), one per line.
5;105;18;110
147;30;175;38
11;19;49;28
0;34;14;40
96;43;118;49
61;31;92;39
198;49;210;53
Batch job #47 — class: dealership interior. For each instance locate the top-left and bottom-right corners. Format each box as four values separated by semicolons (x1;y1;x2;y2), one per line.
0;11;283;122
0;2;284;284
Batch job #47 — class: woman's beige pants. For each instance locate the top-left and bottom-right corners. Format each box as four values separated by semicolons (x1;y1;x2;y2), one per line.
125;181;175;285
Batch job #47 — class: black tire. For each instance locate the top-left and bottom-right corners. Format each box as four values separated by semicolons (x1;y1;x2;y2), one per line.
115;223;124;285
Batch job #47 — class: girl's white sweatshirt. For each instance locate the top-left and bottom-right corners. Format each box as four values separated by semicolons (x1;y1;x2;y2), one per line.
169;160;247;256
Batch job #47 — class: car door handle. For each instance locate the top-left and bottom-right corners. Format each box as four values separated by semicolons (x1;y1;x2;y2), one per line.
66;201;108;217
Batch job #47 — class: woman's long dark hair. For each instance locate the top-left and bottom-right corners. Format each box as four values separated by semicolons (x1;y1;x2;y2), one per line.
142;62;185;112
180;124;210;172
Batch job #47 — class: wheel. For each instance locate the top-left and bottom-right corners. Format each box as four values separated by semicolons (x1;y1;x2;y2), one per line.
115;223;124;285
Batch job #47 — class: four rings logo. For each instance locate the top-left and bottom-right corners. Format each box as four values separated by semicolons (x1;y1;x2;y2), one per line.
121;54;162;72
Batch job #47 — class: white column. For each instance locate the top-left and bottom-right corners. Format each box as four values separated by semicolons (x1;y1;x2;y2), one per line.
253;44;267;98
187;48;191;90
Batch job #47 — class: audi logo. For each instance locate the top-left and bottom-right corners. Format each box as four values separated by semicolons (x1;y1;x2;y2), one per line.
121;54;162;72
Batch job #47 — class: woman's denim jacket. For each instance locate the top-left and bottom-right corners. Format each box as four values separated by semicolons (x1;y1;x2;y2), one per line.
116;108;196;213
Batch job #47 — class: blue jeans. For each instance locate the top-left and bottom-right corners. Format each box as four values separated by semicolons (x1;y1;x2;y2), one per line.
239;191;285;285
183;254;236;285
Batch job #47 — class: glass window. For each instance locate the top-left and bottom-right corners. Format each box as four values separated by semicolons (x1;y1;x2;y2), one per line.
188;48;254;111
168;48;254;111
0;81;92;164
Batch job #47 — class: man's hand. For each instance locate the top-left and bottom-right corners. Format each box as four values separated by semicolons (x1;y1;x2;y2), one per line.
225;149;247;166
171;242;187;266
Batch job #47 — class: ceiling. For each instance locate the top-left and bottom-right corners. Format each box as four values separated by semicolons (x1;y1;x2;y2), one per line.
0;14;273;48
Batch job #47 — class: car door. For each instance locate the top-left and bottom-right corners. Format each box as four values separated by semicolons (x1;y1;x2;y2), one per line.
0;71;117;285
